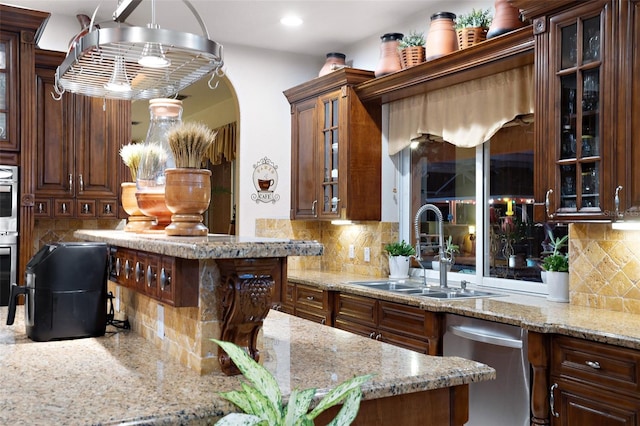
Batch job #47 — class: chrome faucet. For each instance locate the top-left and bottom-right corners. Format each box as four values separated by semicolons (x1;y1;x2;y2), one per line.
414;203;449;288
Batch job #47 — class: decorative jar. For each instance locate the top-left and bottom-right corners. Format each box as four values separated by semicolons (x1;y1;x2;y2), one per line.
374;33;403;77
319;52;346;76
425;12;458;61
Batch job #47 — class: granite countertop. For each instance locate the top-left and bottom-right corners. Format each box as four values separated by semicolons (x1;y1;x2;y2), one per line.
288;270;640;350
0;307;494;425
74;230;324;259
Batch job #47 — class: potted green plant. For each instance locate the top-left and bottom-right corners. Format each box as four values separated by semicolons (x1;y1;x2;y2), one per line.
398;30;425;68
541;229;569;302
384;240;416;278
455;8;492;49
213;339;373;425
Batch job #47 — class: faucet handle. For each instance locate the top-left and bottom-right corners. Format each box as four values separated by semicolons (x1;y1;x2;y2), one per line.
460;280;468;290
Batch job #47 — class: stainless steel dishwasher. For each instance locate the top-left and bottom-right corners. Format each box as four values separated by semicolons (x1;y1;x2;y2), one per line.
443;314;530;425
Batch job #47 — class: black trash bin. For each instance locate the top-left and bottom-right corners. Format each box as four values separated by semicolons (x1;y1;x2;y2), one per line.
6;242;108;341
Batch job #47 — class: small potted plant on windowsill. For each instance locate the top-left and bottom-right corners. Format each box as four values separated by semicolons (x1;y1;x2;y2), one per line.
398;30;426;69
384;240;416;279
541;229;569;302
455;8;492;49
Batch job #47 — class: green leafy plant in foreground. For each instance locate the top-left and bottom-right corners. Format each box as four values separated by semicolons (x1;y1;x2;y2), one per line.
213;339;373;426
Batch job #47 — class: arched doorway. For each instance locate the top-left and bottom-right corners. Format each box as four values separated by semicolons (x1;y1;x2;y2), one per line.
130;75;239;234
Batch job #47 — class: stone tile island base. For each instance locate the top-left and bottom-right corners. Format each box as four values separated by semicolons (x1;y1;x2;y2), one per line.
110;257;283;375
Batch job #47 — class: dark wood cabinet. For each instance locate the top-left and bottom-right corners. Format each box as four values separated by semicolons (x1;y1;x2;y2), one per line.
531;0;616;221
294;283;332;325
33;51;128;219
109;246;199;307
0;30;19;153
284;69;382;221
617;0;640;217
333;292;443;355
549;335;640;425
529;331;640;425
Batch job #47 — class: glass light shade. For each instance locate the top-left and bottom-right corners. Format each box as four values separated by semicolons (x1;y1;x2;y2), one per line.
138;42;171;68
103;55;131;92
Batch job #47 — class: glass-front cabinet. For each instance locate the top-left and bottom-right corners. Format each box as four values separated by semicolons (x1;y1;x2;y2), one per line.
541;1;614;221
0;31;18;152
285;69;382;222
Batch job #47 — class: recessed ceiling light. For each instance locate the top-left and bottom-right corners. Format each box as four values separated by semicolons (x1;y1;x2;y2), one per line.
280;15;303;26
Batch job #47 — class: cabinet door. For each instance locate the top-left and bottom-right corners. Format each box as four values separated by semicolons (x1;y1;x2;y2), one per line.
0;31;18;152
290;97;318;219
74;95;121;200
35;63;74;197
619;0;640;216
542;1;615;221
316;90;341;219
551;378;639;426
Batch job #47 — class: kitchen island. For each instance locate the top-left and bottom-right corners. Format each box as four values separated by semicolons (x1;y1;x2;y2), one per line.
0;306;495;425
73;230;325;375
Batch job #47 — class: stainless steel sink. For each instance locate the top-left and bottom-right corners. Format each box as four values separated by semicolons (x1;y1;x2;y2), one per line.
347;281;501;300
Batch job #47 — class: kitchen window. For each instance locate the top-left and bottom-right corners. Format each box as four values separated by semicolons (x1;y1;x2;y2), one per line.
405;122;555;294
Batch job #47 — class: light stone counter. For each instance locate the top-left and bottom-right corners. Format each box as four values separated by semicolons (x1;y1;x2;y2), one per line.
0;307;494;426
288;270;640;350
74;230;324;259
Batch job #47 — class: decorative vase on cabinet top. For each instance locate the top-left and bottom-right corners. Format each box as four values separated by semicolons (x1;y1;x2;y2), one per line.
374;33;403;77
487;0;524;39
319;52;346;76
425;12;458;61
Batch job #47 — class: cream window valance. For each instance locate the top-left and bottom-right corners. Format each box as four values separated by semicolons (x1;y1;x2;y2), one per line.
388;64;534;155
207;121;237;165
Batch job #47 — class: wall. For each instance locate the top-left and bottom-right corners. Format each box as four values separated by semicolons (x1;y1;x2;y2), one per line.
570;223;640;314
256;219;399;277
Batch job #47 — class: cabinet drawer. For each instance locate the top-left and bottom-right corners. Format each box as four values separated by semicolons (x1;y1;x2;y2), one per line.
378;300;427;339
34;199;51;217
295;284;326;310
334;293;376;328
552;336;640;395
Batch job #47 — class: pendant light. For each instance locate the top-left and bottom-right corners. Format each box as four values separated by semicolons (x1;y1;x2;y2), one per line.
53;0;223;101
137;0;170;68
104;55;132;92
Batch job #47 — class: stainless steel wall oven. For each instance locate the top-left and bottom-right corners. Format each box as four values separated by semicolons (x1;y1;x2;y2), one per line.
0;165;18;306
0;165;18;232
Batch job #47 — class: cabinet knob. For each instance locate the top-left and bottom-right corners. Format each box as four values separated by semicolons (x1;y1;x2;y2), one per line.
124;259;132;279
585;360;601;369
146;265;156;287
549;383;559;418
38;203;44;213
79;174;84;192
160;267;171;291
82;203;90;214
614;185;623;219
135;261;143;283
321;318;326;325
312;200;318;217
306;296;314;301
368;331;376;339
61;203;67;214
545;189;554;219
115;258;121;277
105;204;112;214
68;174;73;194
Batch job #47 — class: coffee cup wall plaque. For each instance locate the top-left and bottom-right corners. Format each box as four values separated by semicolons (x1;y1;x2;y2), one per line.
252;157;280;204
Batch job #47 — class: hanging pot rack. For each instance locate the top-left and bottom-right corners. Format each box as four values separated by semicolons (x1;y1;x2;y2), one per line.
53;0;224;101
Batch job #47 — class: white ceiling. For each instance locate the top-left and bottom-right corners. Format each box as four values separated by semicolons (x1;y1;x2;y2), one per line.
4;0;466;56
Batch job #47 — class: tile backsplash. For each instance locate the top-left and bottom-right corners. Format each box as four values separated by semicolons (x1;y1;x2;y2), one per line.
570;223;640;314
255;219;398;277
